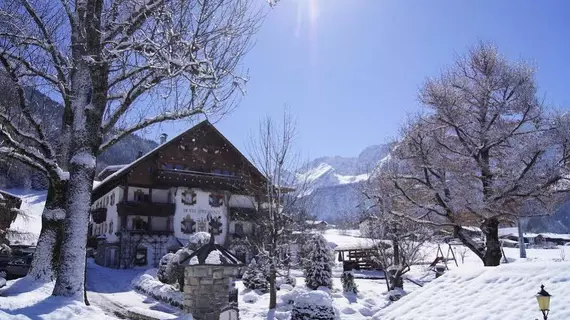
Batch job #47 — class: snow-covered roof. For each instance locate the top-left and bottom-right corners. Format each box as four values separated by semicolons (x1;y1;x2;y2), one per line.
92;120;267;196
461;226;482;232
179;233;243;266
0;189;22;200
322;230;390;251
306;220;328;225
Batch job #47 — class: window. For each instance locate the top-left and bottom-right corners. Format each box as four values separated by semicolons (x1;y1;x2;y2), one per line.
132;216;148;231
109;220;114;234
234;223;244;236
110;193;115;206
174;164;185;170
135;248;147;266
134;189;149;202
161;163;174;170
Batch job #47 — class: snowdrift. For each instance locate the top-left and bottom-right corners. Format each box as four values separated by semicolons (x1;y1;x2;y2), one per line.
374;261;570;320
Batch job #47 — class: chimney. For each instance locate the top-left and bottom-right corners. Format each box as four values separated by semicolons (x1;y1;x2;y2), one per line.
160;133;167;145
137;151;143;159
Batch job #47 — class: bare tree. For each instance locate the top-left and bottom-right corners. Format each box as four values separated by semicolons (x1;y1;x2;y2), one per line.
247;109;310;311
0;0;265;300
377;43;570;266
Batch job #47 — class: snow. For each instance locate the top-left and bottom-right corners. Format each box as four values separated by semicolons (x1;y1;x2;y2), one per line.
374;261;570;320
86;259;183;318
0;277;114;319
322;229;389;251
205;250;222;264
7;189;47;245
336;173;369;185
297;163;334;183
43;208;66;220
296;290;332;307
70;151;96;169
131;268;184;307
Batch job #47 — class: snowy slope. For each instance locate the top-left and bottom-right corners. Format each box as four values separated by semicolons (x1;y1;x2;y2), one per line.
374;261;570;320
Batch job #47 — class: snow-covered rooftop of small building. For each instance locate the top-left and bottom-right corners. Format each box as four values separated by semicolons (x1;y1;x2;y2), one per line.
321;229;390;251
305;220;328;225
180;234;243;266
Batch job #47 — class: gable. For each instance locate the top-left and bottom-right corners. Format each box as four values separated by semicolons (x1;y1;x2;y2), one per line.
93;121;266;199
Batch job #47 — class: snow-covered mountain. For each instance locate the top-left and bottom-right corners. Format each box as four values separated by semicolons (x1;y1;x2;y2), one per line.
297;144;391;221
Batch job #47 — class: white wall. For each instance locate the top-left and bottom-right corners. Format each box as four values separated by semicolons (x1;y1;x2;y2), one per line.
173;187;228;245
90;186;122;242
151;216;169;231
152;188;171;203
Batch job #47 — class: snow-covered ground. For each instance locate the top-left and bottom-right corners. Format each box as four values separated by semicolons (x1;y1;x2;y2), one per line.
375;261;570;320
0;277;114;320
4;190;570;319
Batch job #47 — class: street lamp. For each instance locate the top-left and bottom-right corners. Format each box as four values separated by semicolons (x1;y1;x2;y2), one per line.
536;284;551;320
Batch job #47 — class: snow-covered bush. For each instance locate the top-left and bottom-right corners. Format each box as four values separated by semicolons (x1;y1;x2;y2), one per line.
291;290;335;320
341;271;358;294
132;269;183;308
156;253;177;284
277;275;297;289
279;283;294;292
242;258;269;292
303;233;334;290
281;287;307;305
243;291;259;303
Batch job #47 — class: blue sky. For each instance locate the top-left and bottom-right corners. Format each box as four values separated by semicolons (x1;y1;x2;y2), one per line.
158;0;570;159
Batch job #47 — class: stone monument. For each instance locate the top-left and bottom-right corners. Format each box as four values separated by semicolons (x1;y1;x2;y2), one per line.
179;232;244;320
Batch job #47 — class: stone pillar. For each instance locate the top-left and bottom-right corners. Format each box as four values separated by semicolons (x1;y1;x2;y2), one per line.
184;265;239;320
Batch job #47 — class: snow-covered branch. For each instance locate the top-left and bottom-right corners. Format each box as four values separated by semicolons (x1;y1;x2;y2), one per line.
100;107;204;152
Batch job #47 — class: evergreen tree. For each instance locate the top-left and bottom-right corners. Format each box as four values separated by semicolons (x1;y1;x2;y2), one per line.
242;258;269;292
341;271;358;294
303;234;333;290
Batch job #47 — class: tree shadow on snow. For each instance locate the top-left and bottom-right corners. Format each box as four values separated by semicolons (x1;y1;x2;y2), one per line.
0;276;46;297
2;296;76;319
343;292;358;304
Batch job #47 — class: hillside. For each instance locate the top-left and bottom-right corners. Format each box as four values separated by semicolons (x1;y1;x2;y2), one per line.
0;83;158;190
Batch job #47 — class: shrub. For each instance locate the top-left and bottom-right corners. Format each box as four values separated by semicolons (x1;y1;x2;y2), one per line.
291;290;335;320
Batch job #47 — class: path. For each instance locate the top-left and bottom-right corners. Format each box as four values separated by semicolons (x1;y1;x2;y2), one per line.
85;260;181;319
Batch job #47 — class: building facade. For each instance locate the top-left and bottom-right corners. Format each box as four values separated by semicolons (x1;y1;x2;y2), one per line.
90;121;268;268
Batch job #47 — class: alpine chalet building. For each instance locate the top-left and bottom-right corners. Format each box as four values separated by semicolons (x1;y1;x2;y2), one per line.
90;120;268;268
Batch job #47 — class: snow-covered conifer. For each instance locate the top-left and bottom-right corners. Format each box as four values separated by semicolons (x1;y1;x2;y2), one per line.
242;258;269;292
303;234;333;290
341;271;358;294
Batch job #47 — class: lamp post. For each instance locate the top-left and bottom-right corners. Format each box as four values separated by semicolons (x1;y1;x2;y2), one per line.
536;284;551;320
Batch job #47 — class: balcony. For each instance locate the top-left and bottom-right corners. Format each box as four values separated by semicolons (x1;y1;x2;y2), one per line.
121;228;172;236
155;169;250;192
117;201;175;217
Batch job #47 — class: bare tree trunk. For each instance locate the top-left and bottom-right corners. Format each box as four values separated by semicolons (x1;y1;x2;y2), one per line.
269;257;277;310
28;180;67;280
517;218;527;258
52;147;97;298
482;218;502;266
